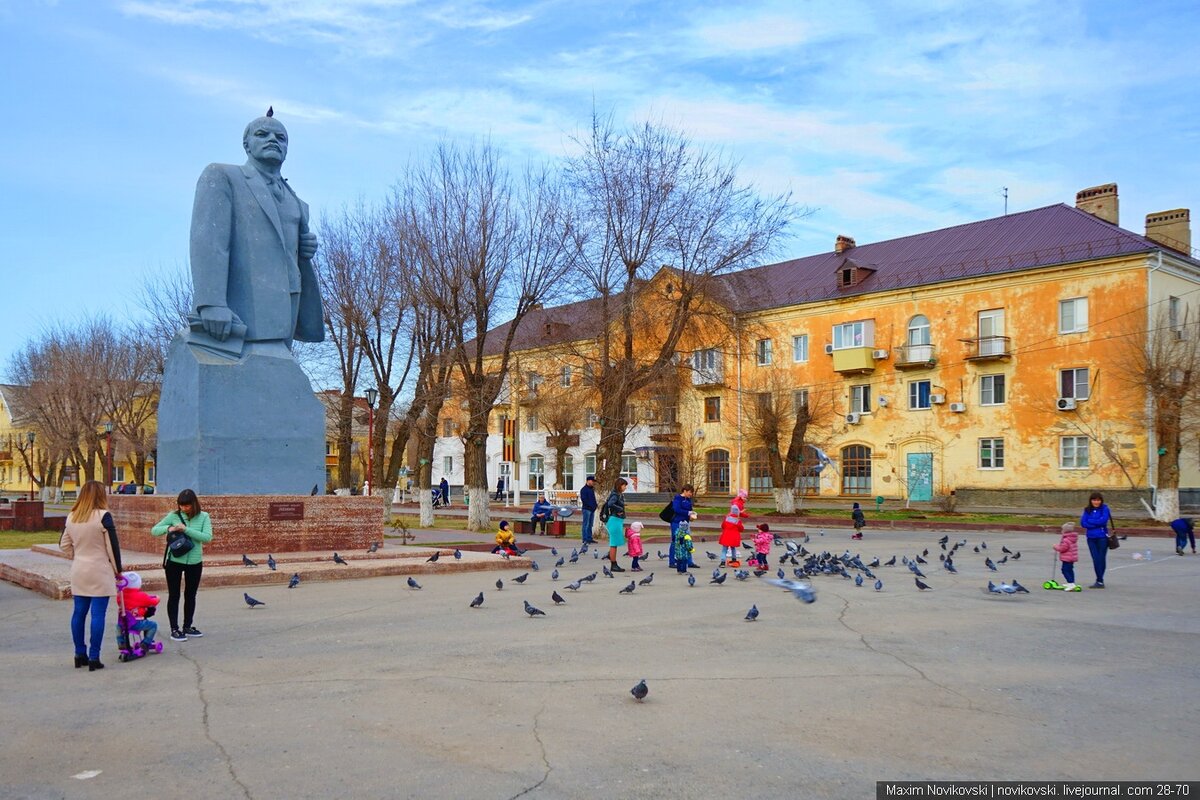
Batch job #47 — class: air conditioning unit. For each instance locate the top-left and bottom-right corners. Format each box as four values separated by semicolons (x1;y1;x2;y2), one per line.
824;343;835;355
872;349;889;360
845;412;862;425
1056;397;1078;411
949;402;967;413
929;394;946;405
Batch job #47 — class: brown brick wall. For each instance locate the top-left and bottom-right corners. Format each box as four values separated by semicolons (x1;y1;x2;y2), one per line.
109;495;384;555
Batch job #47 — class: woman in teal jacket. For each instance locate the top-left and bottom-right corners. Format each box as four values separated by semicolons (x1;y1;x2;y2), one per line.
151;489;213;641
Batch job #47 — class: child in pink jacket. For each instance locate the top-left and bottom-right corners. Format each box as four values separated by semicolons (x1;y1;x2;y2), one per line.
627;521;645;572
1052;522;1079;590
752;523;773;569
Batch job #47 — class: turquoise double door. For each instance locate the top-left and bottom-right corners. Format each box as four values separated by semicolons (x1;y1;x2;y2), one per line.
906;453;934;502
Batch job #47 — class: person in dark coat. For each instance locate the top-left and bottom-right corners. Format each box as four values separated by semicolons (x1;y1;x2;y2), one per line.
439;477;450;507
1080;491;1112;588
579;475;598;545
669;485;696;569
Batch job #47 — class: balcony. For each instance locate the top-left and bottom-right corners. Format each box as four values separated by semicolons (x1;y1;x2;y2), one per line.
692;367;724;387
832;346;875;374
961;336;1012;362
895;343;937;370
648;421;681;443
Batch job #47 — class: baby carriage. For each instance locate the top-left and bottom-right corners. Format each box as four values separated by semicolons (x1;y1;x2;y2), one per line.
115;574;163;662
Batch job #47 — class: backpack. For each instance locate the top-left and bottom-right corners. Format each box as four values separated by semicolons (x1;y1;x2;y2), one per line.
658;500;674;524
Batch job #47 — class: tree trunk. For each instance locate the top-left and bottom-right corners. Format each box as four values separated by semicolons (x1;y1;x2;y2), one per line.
594;395;631;489
1154;486;1180;523
416;454;434;528
463;405;491;531
772;487;796;514
336;391;355;489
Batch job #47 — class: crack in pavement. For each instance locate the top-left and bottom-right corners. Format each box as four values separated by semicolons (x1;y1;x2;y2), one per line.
833;595;1024;721
507;700;551;800
181;649;253;800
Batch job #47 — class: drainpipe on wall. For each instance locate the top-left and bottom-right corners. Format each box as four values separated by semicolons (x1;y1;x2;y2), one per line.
735;322;743;494
1145;252;1161;514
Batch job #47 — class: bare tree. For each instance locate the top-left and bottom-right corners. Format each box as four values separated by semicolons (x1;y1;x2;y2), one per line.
740;374;834;513
134;263;192;376
567;115;795;489
410;143;575;530
97;325;160;487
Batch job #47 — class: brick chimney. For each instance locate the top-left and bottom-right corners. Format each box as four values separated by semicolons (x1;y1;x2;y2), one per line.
1075;183;1119;225
835;235;856;254
1145;209;1191;255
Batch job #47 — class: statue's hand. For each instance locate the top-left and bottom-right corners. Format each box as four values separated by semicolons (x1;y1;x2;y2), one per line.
198;305;235;341
299;232;319;261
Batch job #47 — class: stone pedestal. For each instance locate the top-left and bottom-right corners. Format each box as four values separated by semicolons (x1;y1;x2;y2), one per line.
109;494;383;555
157;336;325;496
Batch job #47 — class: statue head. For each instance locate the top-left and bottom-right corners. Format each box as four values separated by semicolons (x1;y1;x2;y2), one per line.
243;112;289;167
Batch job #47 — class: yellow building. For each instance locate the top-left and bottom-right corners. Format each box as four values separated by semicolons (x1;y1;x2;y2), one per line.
435;183;1200;508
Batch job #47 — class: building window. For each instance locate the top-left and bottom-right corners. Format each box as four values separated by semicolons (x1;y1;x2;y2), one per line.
908;380;931;410
705;396;721;422
583;363;595;386
977;309;1005;355
850;384;871;414
793;389;810;416
748;447;773;494
1060;368;1090;401
620;452;638;488
496;413;509;434
979;438;1005;469
561;455;574;491
980;374;1006;406
1060;436;1089;469
833;321;870;350
113;466;126;483
443;419;454;437
527;372;543;397
755;392;772;415
582;408;596;428
560;366;572;387
625;404;638;426
585;453;597;476
907;315;931;346
792;334;808;363
841;445;872;495
147;466;156;484
693;348;720;371
1059;298;1088;333
526;413;539;432
1170;296;1182;333
706;449;731;494
528;455;545;490
443;456;453;475
756;338;773;366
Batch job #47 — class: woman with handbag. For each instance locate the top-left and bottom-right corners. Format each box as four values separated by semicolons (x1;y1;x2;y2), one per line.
602;478;628;573
1080;491;1113;588
61;480;123;671
151;489;212;642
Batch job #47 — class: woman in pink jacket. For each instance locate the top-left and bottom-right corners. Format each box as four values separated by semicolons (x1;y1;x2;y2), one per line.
1052;522;1080;591
627;521;646;572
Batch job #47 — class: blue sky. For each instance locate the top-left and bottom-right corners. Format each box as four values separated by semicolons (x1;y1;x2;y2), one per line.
2;0;1199;376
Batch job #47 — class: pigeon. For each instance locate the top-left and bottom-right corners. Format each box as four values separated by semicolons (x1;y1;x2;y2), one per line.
710;573;727;585
874;579;883;591
287;573;300;589
267;554;277;571
524;600;546;617
1002;546;1013;554
855;574;864;587
1011;552;1021;560
944;559;958;574
454;549;462;560
551;569;559;581
242;554;256;567
777;568;786;580
566;580;582;591
602;565;613;578
619;581;636;594
745;604;759;621
555;557;565;567
426;552;440;563
333;552;348;565
657;550;667;560
981;541;988;550
580;544;589;554
766;578;816;603
734;570;750;581
551;547;558;556
593;551;600;559
998;555;1009;564
985;558;998;572
568;553;579;564
1012;580;1030;594
407;577;422;589
530;561;540;571
496;578;504;590
469;592;484;608
552;590;566;605
922;549;929;557
973;546;980;553
987;580;1007;595
514;573;529;584
867;557;880;568
638;573;654;586
902;556;909;566
884;556;896;566
367;541;380;554
631;679;648;702
914;577;932;591
706;551;719;561
915;555;927;565
687;573;696;587
310;483;318;495
583;572;598;583
910;565;927;579
938;535;949;545
244;592;266;607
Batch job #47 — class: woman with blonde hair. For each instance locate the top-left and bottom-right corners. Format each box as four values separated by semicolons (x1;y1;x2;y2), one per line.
60;480;123;671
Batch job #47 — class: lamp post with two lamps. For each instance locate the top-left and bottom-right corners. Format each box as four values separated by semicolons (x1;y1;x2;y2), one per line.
26;431;36;501
365;388;378;497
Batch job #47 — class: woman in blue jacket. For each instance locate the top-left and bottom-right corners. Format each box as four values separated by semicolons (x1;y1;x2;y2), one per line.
1080;491;1112;588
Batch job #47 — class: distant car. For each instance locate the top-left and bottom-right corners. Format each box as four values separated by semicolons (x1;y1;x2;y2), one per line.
115;484;154;495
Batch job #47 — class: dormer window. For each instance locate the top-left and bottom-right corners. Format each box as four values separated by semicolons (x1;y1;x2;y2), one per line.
836;257;875;289
840;268;854;287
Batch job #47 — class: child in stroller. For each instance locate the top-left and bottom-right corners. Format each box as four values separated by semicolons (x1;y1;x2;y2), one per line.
116;572;163;661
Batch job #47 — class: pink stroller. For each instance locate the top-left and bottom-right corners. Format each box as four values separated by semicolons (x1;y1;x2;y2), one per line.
115;574;164;662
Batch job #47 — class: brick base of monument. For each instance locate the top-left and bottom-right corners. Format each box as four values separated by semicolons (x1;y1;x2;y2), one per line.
109;494;383;555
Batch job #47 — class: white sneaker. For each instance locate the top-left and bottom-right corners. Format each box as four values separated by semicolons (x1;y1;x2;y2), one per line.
1062;583;1077;592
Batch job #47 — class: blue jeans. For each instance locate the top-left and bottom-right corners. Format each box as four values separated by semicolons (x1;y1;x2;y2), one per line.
580;509;595;544
71;595;110;661
1061;562;1075;584
1086;536;1108;584
669;520;679;567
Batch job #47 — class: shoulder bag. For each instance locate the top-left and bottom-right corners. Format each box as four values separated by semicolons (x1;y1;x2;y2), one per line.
166;511;195;557
658;501;674;524
1107;517;1120;550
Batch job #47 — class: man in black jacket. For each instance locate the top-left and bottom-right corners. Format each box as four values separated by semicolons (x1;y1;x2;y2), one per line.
579;475;598;545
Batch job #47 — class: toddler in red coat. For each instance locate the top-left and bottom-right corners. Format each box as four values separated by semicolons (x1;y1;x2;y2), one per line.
1052;522;1080;591
627;521;645;572
118;571;160;648
718;490;750;567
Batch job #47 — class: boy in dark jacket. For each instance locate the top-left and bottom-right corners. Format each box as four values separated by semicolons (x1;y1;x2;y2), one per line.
851;502;866;539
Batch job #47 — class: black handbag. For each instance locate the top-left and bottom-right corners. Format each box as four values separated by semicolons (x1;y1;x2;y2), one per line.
658;501;674;524
165;512;194;557
1107;532;1120;550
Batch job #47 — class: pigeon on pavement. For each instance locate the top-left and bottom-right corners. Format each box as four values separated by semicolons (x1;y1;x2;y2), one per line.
985;558;998;572
745;604;759;621
514;573;529;584
638;573;654;586
884;556;896;566
566;580;583;591
1011;579;1030;594
454;549;462;560
496;578;504;590
530;561;540;571
333;552;348;565
287;573;300;589
367;541;380;553
619;581;636;594
242;554;256;567
551;569;559;581
524;600;546;617
407;577;422;589
765;577;816;603
267;554;277;571
855;574;864;587
426;552;440;563
874;579;883;591
469;592;484;608
552;591;566;605
710;573;728;585
602;565;612;578
631;679;648;702
687;573;696;587
244;593;266;607
915;577;932;591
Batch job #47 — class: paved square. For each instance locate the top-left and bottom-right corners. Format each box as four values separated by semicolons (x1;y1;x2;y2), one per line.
1;530;1195;799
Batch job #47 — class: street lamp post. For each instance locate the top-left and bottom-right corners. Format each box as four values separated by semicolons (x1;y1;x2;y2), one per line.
104;422;114;492
26;431;36;501
365;388;378;497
